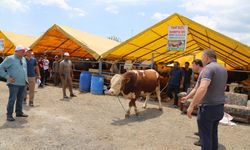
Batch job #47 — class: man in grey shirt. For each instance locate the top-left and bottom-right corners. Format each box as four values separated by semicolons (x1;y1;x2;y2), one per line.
186;49;227;150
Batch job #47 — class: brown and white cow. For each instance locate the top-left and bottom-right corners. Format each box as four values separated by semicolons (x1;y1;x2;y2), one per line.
109;69;162;118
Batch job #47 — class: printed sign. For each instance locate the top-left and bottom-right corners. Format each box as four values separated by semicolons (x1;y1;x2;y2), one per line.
168;26;188;51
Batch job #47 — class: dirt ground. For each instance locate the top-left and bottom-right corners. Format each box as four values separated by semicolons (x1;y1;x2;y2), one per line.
0;81;249;150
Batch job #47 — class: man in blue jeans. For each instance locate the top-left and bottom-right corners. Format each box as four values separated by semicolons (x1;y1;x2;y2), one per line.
0;45;29;121
187;49;227;150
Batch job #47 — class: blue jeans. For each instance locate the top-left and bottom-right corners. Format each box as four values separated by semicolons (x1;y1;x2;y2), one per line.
197;104;224;150
7;84;25;116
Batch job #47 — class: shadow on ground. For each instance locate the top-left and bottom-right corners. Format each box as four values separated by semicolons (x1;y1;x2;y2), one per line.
0;118;28;129
218;144;227;150
111;108;163;126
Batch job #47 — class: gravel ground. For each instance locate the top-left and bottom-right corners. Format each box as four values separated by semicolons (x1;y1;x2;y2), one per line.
0;81;249;150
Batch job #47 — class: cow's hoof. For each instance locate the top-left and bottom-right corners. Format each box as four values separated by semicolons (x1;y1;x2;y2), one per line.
125;114;130;118
135;112;139;116
142;105;147;109
159;108;163;111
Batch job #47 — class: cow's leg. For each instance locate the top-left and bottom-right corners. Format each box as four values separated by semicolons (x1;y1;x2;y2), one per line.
156;86;163;111
133;100;139;116
125;100;133;118
142;94;150;109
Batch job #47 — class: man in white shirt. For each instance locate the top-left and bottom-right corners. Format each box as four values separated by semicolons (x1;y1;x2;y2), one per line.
43;55;50;85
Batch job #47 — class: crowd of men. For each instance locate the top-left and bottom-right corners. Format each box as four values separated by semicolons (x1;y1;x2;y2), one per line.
0;46;228;150
0;45;76;122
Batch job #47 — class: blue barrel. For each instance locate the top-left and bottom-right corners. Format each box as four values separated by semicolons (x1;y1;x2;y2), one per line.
91;75;104;95
79;71;91;92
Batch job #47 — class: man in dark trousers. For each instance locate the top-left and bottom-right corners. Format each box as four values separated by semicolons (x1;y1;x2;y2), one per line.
183;62;193;92
181;59;203;146
187;49;227;150
38;56;44;88
166;61;184;107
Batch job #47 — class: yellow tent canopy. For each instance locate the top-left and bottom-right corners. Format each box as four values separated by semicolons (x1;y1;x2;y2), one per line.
0;31;37;55
102;13;250;70
30;24;120;59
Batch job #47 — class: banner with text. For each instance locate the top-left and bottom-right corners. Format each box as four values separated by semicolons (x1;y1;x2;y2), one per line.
168;26;188;51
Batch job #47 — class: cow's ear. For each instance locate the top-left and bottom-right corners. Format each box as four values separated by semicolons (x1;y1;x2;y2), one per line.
123;77;130;83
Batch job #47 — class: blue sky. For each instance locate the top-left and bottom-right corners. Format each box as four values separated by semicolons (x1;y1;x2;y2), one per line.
0;0;250;45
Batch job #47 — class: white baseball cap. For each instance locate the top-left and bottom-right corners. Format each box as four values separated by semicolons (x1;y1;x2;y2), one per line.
25;47;32;52
15;45;26;51
64;52;70;56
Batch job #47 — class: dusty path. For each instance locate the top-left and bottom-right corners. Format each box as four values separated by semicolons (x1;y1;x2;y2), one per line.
0;82;249;150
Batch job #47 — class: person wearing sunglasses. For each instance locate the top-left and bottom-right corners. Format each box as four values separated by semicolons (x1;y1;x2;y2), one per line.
0;45;29;121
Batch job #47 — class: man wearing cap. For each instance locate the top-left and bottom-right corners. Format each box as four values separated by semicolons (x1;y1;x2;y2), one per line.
0;45;29;121
52;55;60;86
24;48;40;106
59;52;76;98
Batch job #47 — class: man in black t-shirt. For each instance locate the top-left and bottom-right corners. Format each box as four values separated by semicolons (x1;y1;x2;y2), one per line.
183;62;193;92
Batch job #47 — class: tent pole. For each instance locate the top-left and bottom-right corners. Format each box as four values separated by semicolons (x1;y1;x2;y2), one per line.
151;53;154;69
99;59;102;75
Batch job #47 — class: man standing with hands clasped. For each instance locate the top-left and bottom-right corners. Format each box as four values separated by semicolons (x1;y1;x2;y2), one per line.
186;49;227;150
59;52;76;99
0;45;29;121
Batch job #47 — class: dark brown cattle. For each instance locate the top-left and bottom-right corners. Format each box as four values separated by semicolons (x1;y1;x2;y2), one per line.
109;69;162;118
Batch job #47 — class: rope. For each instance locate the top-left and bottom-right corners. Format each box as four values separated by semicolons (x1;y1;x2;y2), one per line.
117;96;127;113
160;83;168;93
116;83;168;112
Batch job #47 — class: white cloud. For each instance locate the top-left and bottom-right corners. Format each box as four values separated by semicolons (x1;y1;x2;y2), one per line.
224;32;250;46
192;15;218;29
0;0;29;12
0;0;86;17
34;0;71;10
152;12;169;21
33;0;86;17
181;0;250;45
96;0;164;6
105;5;119;14
72;8;86;17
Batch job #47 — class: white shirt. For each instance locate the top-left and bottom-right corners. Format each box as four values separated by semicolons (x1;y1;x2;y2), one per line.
43;59;49;70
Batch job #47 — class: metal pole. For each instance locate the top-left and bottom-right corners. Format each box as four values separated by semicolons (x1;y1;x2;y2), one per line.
99;59;102;75
151;53;154;69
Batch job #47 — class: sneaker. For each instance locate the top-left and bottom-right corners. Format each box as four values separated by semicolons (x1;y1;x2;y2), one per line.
16;113;28;117
7;116;15;121
194;140;201;146
70;94;77;97
29;102;34;107
170;104;179;108
38;84;44;88
64;96;69;99
194;132;199;136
